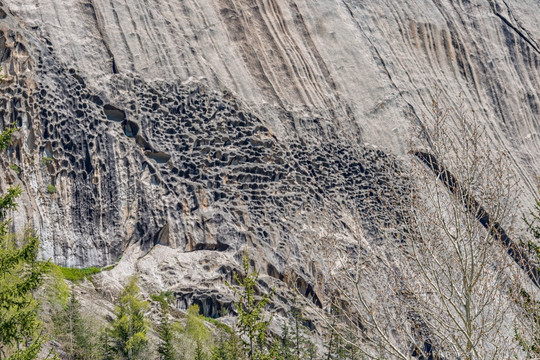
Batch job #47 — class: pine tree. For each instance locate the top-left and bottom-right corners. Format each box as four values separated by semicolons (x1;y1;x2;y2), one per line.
0;119;50;360
153;292;176;360
52;291;98;360
53;291;82;359
227;333;245;359
292;307;318;360
228;252;274;360
212;336;229;360
211;332;245;360
325;323;347;360
110;277;150;360
343;331;359;360
305;341;317;360
277;323;294;360
194;340;207;360
184;304;211;359
98;327;116;360
0;229;48;360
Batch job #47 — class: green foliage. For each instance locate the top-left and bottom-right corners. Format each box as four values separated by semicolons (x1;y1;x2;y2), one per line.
150;291;173;304
277;323;295;360
0;231;49;360
305;341;317;360
211;332;246;360
42;265;101;359
322;315;356;360
109;277;150;360
274;308;317;360
9;164;20;175
184;304;212;359
46;184;57;194
41;157;54;166
228;252;274;360
43;263;70;307
203;316;232;333
57;266;101;282
325;327;346;360
195;341;207;360
154;292;177;360
185;305;211;342
292;308;317;360
99;327;116;360
102;264;117;271
52;291;99;360
0;125;18;152
0;126;50;360
0;185;22;222
207;309;245;360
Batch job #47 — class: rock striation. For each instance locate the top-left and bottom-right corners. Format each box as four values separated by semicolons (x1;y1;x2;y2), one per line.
0;0;539;344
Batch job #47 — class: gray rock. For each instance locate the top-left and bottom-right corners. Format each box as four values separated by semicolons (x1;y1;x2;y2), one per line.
0;0;539;351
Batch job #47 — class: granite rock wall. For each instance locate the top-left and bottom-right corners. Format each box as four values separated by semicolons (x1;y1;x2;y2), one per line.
0;0;539;347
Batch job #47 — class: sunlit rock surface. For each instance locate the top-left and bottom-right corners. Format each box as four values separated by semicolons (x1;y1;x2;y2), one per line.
0;0;539;338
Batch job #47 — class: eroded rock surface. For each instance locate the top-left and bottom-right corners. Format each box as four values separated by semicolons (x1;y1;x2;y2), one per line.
0;0;539;344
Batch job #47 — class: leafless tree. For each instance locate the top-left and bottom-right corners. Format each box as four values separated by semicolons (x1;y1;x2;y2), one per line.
311;97;528;359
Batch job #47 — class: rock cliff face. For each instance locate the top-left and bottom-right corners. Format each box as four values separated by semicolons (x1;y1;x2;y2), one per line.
0;0;539;336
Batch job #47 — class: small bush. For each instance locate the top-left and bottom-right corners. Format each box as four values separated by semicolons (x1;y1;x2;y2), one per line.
42;156;53;165
47;184;57;194
58;266;101;282
9;164;20;174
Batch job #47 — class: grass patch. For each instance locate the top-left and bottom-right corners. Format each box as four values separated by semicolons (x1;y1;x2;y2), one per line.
47;184;57;194
58;266;102;282
102;264;116;271
205;317;233;333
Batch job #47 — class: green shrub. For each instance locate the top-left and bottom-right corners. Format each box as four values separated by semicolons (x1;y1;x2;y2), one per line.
41;156;53;165
47;184;57;194
58;266;101;282
9;164;20;174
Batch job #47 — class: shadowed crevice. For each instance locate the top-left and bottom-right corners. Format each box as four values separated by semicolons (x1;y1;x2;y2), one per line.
412;150;540;288
494;13;540;55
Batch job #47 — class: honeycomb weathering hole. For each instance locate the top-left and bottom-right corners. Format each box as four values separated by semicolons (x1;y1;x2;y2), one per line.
103;104;125;122
123;120;139;137
145;151;172;164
